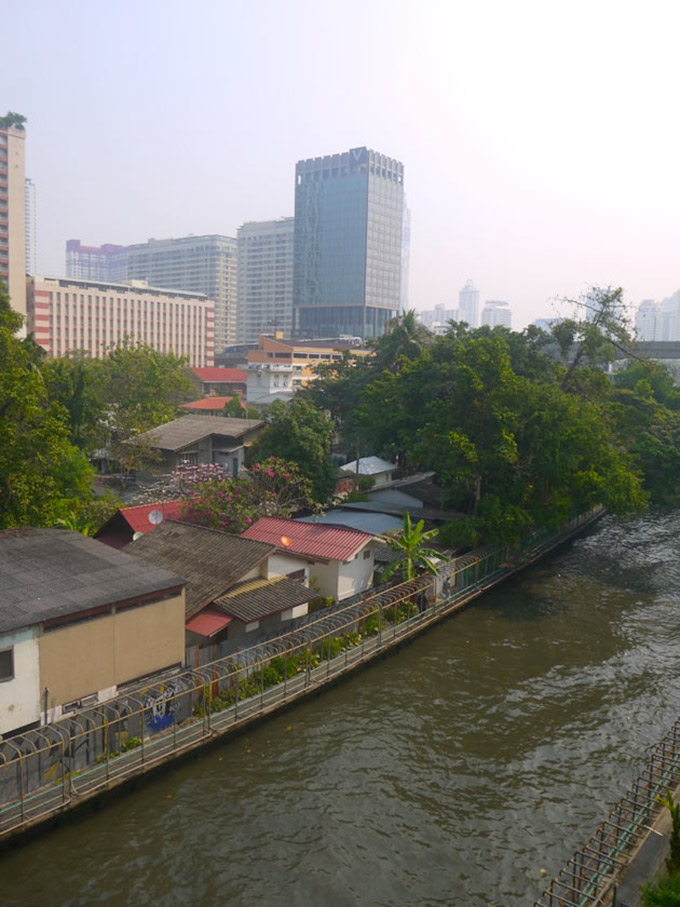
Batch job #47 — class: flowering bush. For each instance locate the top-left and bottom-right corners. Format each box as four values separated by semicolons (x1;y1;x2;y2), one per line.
178;457;314;534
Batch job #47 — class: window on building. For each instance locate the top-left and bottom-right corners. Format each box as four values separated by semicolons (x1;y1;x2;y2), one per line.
0;647;14;681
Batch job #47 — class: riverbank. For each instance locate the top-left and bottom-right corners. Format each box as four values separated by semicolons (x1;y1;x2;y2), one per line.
0;508;602;847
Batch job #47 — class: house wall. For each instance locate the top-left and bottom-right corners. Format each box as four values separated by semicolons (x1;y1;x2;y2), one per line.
39;592;185;717
266;553;309;582
0;627;41;735
303;545;375;602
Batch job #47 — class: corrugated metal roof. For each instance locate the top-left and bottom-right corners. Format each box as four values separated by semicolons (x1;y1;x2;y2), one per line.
118;501;185;534
140;415;264;452
340;456;396;476
297;510;403;536
186;606;233;638
213;575;313;623
180;397;244;411
242;517;371;563
0;529;183;635
192;367;247;383
127;521;273;617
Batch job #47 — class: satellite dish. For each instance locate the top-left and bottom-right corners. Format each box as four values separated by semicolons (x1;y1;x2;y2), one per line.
148;509;163;526
132;531;144;541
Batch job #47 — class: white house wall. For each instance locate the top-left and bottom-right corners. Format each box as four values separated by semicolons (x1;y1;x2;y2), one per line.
0;627;41;735
267;553;309;581
336;548;374;600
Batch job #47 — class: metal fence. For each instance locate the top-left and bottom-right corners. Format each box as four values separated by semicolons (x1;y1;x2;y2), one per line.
0;508;600;840
534;717;680;907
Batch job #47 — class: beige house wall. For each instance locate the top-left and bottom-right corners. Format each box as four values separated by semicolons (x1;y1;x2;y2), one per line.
39;592;185;709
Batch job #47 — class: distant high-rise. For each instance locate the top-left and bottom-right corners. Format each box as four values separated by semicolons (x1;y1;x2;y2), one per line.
660;291;680;341
25;178;36;275
420;304;459;330
635;300;659;342
481;300;512;329
458;280;479;328
237;218;294;343
0;120;27;324
293;146;404;340
400;200;411;313
66;239;129;282
127;235;237;350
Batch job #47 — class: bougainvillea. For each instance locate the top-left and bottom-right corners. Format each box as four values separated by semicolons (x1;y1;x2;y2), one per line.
177;457;315;534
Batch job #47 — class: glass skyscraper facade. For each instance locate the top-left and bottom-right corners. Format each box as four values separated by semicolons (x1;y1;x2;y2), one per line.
293;146;404;340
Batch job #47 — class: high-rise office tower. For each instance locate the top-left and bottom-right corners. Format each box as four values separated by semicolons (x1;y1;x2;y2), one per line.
458;280;479;328
237;218;294;343
25;178;36;275
127;235;237;350
481;300;512;329
0;120;27;324
66;239;129;282
293;146;404;340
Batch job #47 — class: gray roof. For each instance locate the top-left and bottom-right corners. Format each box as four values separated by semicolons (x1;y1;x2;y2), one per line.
214;575;314;623
367;472;444;508
127;521;273;617
141;415;265;452
339;500;459;524
0;528;183;635
297;509;403;536
340;456;396;476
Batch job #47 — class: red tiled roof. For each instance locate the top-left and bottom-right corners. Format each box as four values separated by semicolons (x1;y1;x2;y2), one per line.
186;606;233;638
119;501;185;534
180;397;244;411
242;516;371;563
192;367;247;383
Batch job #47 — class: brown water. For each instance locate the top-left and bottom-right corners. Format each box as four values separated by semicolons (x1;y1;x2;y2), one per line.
2;511;680;907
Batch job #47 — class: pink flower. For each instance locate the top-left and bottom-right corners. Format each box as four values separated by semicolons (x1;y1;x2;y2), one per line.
245;518;252;524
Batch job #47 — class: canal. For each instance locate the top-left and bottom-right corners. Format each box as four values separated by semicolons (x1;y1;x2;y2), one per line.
3;509;680;906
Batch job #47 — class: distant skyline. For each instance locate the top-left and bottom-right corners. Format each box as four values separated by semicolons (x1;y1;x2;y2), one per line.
4;0;680;330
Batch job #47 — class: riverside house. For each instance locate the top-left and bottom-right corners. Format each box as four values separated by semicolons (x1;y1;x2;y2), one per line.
242;517;375;602
127;521;314;653
0;528;185;736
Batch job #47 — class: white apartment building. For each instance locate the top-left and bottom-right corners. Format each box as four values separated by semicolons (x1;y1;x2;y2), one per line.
127;235;237;351
635;300;660;342
419;304;459;331
458;279;479;328
27;276;215;367
481;300;512;329
237;218;294;344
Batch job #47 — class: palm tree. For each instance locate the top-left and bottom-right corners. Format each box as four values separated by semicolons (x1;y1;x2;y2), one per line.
374;310;432;372
379;512;444;581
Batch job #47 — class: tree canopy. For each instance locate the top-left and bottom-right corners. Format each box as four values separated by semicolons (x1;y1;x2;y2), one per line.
304;291;680;545
0;283;93;528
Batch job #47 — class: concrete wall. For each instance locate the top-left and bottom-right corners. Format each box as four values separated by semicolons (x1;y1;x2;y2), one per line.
0;627;40;735
39;592;185;714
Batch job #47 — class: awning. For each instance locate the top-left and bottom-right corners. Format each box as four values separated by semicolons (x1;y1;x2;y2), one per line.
186;606;233;638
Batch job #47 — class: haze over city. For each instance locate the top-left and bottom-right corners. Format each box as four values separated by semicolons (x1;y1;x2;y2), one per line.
4;0;680;328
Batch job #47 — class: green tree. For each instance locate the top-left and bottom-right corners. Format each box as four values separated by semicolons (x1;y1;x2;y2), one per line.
0;282;93;528
222;396;260;419
379;513;444;581
641;874;680;907
249;397;337;505
372;309;433;372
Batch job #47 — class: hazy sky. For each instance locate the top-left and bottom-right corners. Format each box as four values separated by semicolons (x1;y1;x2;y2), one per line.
4;0;680;328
